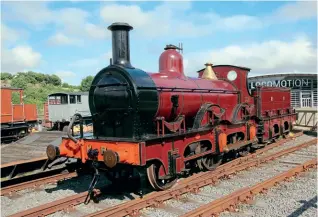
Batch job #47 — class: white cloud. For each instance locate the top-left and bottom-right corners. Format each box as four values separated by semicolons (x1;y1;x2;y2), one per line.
100;5;150;29
68;51;112;73
84;23;108;39
48;33;82;46
2;1;108;45
54;7;108;41
1;23;20;43
54;71;76;80
271;1;317;22
218;15;263;31
2;1;316;44
53;7;108;41
99;1;317;38
183;36;317;77
99;3;261;38
3;2;53;28
100;3;208;38
1;45;42;72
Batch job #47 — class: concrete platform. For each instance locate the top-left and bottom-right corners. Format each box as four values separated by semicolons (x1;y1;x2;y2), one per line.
0;131;66;165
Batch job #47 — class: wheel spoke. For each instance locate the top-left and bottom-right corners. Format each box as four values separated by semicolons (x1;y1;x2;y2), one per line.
202;153;223;171
146;163;177;191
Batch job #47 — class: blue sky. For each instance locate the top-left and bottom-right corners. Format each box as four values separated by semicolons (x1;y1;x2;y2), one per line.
1;0;317;85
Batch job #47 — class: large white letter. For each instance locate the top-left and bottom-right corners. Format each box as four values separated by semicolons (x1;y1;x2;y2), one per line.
267;81;273;87
302;79;309;87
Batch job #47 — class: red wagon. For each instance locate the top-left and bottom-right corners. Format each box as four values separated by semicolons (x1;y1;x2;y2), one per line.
1;87;38;142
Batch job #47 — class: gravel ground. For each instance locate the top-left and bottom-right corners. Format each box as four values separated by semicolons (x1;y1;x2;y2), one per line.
256;134;316;158
220;168;317;217
1;174;92;216
48;189;138;217
1;134;316;217
0;173;125;217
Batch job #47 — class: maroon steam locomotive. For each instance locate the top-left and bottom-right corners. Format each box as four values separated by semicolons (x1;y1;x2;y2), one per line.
46;22;297;192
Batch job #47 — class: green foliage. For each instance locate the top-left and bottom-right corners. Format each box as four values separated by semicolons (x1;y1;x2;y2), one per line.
1;72;13;80
62;82;70;88
6;71;62;88
2;71;80;114
11;91;21;104
49;74;62;86
80;75;94;91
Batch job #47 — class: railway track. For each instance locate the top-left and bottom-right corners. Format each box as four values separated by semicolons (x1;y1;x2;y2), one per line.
182;158;317;217
4;132;316;217
1;171;77;196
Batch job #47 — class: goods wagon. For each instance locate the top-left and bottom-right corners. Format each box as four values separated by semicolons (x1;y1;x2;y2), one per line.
1;87;38;142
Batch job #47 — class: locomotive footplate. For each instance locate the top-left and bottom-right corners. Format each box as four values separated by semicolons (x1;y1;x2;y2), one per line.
48;137;143;166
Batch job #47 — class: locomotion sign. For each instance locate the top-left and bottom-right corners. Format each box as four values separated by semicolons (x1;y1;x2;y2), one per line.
249;79;310;89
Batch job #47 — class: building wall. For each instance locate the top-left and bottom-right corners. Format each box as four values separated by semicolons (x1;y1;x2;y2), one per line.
248;75;317;108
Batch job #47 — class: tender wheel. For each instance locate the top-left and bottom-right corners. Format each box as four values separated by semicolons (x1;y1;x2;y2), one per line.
147;163;177;191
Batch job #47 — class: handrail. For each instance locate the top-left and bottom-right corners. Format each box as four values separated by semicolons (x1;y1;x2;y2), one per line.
67;113;84;143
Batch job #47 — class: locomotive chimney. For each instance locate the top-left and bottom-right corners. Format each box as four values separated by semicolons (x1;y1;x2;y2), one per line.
202;63;218;80
107;22;133;68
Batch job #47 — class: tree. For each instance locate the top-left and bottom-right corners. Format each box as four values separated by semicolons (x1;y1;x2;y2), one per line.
50;74;62;86
1;72;13;80
26;71;45;83
11;76;28;89
62;82;70;88
80;76;94;91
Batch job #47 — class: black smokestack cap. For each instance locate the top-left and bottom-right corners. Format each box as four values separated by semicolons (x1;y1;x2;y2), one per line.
108;22;134;68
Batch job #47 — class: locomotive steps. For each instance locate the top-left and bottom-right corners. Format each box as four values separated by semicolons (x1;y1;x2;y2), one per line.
3;132;317;217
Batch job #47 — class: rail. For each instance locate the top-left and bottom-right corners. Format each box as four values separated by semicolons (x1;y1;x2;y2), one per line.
1;172;77;196
182;158;317;217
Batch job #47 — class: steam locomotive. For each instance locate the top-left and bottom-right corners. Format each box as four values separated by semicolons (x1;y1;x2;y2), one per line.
46;22;297;191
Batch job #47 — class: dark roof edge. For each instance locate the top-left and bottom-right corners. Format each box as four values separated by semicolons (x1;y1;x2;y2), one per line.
48;91;89;96
249;73;317;79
